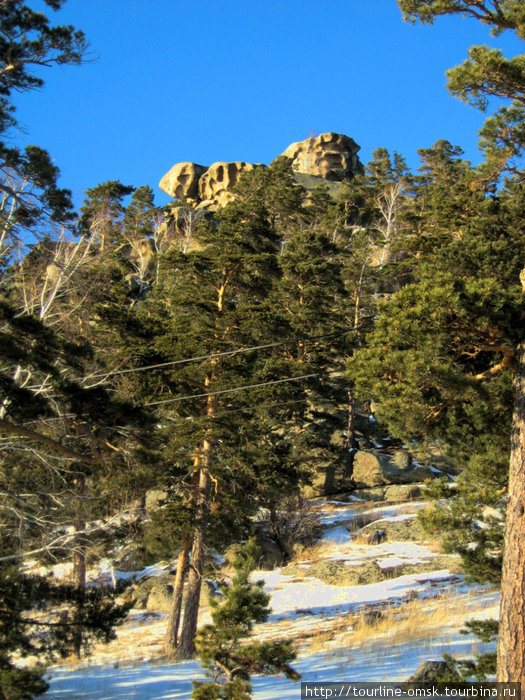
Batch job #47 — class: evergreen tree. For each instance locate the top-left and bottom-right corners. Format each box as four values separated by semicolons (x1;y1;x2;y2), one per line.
0;0;86;263
394;2;525;687
0;6;154;691
131;194;303;658
192;539;299;700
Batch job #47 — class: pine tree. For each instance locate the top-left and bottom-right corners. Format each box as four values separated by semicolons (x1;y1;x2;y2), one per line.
382;2;525;688
0;7;156;688
192;539;299;700
131;194;303;659
0;0;86;263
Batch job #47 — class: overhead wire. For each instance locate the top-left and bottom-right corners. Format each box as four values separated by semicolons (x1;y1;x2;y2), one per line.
87;328;353;379
165;396;310;425
143;372;320;406
143;369;346;407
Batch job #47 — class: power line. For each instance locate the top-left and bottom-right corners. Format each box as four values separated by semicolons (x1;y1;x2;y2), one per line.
88;328;353;380
143;372;320;406
166;396;310;425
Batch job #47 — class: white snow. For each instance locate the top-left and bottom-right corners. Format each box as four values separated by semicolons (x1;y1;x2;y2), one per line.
42;496;499;700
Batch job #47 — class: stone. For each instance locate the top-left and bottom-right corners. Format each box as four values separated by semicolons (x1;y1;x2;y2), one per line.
144;489;167;514
159;134;363;209
352;450;434;487
159;161;207;200
281;132;363;181
198;161;259;205
301;452;355;498
146;582;173;612
350;486;387;502
124;574;172;609
142;576;220;612
384;484;422;502
360;516;424;542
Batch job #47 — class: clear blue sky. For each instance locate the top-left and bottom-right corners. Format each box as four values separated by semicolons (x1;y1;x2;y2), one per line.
15;0;524;209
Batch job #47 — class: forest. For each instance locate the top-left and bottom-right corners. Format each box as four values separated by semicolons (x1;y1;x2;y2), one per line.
1;1;525;699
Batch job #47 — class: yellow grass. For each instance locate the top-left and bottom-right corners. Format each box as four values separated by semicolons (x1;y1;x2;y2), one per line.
290;589;486;657
338;591;476;649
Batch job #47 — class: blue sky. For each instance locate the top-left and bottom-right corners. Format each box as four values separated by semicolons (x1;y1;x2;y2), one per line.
15;0;524;208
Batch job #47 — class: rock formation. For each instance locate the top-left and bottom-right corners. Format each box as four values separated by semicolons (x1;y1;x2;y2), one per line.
158;132;364;208
281;132;363;181
198;161;258;206
159;162;207;200
159;160;263;209
352;449;435;488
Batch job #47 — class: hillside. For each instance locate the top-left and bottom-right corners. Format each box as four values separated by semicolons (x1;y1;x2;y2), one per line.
42;492;498;698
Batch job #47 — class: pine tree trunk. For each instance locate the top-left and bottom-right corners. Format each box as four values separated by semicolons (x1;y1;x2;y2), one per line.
164;531;191;655
72;519;87;658
497;336;525;698
175;465;212;659
346;386;356;451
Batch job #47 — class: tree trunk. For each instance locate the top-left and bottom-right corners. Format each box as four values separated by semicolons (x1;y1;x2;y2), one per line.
497;336;525;698
164;531;191;655
346;386;357;452
72;519;87;658
175;466;212;659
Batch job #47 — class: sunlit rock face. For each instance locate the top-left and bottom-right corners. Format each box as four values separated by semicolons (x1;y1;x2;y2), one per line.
280;132;363;181
159;132;363;207
158;161;207;200
198;161;258;207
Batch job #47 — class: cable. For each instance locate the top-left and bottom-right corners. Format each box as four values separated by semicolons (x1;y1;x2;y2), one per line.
143;372;320;406
165;396;310;425
87;328;353;379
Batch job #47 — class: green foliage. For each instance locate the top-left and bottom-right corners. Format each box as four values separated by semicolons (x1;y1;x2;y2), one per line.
398;1;525;38
79;180;135;243
192;539;299;699
431;621;499;682
347;146;525;584
0;0;88;262
0;556;131;699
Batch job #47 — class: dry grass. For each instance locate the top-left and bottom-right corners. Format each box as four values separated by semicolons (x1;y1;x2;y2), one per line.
339;591;476;648
286;589;485;656
291;541;333;564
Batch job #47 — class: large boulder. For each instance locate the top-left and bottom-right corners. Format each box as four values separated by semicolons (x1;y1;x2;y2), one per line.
301;459;354;498
159;160;262;208
159;161;207;200
146;582;173;612
281;132;363;181
384;484;422;502
143;577;220;612
352;450;434;487
198;161;259;205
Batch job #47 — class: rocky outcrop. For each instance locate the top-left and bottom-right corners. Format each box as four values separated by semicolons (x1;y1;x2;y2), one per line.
198;161;258;206
281;132;363;181
159;133;363;208
352;450;434;488
302;458;354;498
159;162;207;200
159;160;263;208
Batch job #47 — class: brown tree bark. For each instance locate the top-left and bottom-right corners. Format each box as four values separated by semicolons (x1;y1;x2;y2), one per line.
71;518;87;658
164;530;191;655
346;385;357;452
497;332;525;698
175;464;212;659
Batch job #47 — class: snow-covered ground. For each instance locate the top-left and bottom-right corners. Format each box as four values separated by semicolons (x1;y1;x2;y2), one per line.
43;497;499;699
